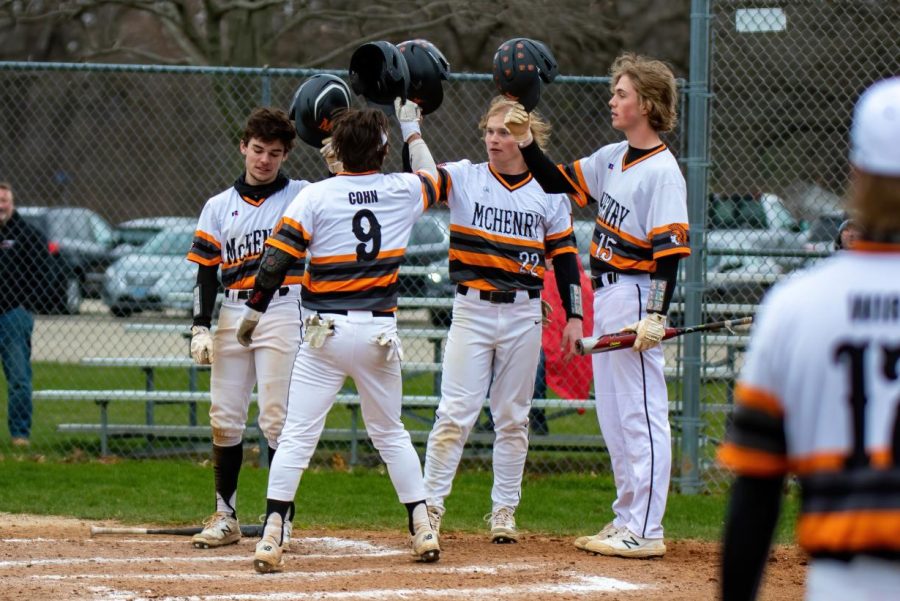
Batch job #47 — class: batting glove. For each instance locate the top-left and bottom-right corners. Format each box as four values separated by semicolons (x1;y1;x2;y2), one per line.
622;313;667;352
236;306;263;348
394;97;422;141
504;103;533;146
190;325;215;365
320;137;343;174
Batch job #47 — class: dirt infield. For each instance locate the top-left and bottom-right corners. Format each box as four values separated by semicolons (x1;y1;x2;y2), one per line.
0;513;806;600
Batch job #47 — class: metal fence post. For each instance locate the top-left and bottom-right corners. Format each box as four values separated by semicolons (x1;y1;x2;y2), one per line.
677;0;713;494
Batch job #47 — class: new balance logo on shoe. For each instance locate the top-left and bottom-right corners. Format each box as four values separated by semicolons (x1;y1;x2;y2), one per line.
622;535;640;549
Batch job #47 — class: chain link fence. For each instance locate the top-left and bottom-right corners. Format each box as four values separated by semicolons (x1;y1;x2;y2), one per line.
0;0;895;491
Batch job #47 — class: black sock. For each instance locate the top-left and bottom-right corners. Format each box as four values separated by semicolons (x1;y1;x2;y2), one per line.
263;499;292;545
405;500;426;535
213;443;243;517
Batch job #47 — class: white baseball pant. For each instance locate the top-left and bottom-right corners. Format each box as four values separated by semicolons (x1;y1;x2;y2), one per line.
210;286;301;447
267;309;427;504
424;287;543;512
806;556;900;601
591;273;671;540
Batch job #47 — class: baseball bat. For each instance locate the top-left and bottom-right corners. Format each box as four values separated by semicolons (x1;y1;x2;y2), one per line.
575;316;753;355
90;524;263;537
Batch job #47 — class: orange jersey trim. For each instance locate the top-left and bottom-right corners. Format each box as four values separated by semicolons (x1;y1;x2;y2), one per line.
790;447;895;474
597;253;656;272
488;164;533;191
654;246;692;260
186;252;221;267
851;241;900;253
278;215;308;237
717;443;789;477
310;248;406;265
449;248;544;278
304;273;398;293
734;382;784;417
222;252;262;269
335;170;379;177
450;223;545;250
267;238;304;259
193;230;221;248
572;161;591;207
547;245;578;258
622;144;667;171
240;195;266;207
229;275;256;289
798;510;900;553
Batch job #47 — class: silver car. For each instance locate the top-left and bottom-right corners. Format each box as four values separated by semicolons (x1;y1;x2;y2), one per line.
102;222;199;317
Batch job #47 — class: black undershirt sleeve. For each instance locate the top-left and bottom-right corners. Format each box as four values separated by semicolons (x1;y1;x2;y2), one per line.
721;475;784;601
245;245;294;312
551;253;583;320
192;264;219;328
650;255;680;315
519;141;577;194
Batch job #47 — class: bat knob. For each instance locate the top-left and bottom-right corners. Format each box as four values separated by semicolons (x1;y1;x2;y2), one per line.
574;339;585;355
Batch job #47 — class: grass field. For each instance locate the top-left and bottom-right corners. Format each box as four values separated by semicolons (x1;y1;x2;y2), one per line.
0;456;799;543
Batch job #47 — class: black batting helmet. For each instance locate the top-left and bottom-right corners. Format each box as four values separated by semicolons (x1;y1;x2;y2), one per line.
349;41;410;111
398;39;450;115
289;74;352;148
492;38;559;112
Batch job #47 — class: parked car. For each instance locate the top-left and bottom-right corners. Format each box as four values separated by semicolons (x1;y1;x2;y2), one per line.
14;234;83;315
398;210;451;300
102;223;201;317
17;206;119;299
111;216;197;260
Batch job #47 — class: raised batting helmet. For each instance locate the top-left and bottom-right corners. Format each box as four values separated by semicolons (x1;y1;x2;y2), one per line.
398;39;450;115
289;74;352;148
349;41;410;110
492;38;559;112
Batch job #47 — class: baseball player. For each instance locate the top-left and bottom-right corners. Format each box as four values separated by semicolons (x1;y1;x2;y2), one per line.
403;96;583;544
719;78;900;601
186;107;310;550
236;105;441;573
507;52;690;558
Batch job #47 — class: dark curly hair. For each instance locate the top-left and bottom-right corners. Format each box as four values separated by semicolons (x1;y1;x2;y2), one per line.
241;107;296;152
330;108;391;172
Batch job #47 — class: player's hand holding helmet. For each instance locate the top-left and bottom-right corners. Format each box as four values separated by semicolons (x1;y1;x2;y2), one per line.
190;326;215;364
622;313;667;352
394;97;422;142
504;102;533;146
319;137;343;174
236;307;263;347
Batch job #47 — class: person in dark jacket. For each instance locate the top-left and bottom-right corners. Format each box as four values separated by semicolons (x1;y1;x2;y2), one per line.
0;181;51;447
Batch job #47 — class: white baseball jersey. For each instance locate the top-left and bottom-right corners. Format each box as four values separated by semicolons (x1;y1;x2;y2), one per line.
436;160;577;290
187;179;309;289
267;170;438;312
564;141;690;276
719;243;900;558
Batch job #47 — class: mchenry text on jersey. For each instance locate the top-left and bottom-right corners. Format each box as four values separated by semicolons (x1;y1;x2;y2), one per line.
472;202;540;238
849;293;900;322
597;191;631;231
225;228;272;263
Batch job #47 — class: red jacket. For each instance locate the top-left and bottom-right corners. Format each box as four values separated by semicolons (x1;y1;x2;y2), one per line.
542;263;594;399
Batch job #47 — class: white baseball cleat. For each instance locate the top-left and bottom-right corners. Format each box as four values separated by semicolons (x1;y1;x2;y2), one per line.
485;506;518;544
584;528;666;558
254;512;286;573
410;524;440;563
427;505;444;542
282;519;293;552
191;512;241;549
574;521;621;551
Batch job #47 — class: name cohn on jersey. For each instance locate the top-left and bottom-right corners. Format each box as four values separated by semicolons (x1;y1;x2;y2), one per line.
224;228;272;263
472;202;540;238
349;190;379;205
598;191;631;231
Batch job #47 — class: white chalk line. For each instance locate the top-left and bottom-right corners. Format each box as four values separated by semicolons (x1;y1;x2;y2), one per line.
87;573;646;601
1;536;398;552
28;562;535;581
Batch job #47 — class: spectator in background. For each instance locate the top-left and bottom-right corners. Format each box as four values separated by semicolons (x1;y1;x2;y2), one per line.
834;218;863;250
0;181;52;448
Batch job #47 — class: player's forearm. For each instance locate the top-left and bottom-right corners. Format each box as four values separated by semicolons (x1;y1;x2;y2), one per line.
552;252;584;321
192;264;219;328
721;475;784;601
519;141;577;194
648;256;680;315
407;137;438;181
245;245;294;312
